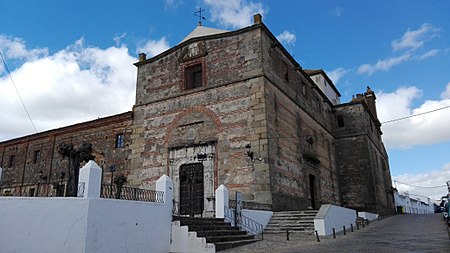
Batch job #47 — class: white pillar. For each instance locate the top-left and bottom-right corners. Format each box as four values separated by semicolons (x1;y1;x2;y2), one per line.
156;174;173;204
0;167;2;182
215;185;229;218
78;160;102;198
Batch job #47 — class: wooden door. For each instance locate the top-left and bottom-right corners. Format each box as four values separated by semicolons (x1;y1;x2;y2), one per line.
179;163;204;216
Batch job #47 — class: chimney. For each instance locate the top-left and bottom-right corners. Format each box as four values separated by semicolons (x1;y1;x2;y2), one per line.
253;14;262;24
364;86;378;120
139;53;147;62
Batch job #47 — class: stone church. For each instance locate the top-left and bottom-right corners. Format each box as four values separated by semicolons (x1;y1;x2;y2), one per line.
0;15;395;215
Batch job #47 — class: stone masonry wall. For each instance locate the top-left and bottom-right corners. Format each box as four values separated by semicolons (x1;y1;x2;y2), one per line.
129;27;272;206
334;102;394;214
259;30;340;211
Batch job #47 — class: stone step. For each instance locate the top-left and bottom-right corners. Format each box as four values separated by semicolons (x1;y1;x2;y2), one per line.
215;238;261;252
178;219;231;226
174;216;261;251
266;223;314;228
267;219;315;223
264;210;318;234
206;234;255;243
173;216;225;223
269;217;316;221
265;227;310;232
196;229;248;237
188;225;240;231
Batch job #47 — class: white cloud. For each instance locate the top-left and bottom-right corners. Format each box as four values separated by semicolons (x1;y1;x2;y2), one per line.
276;30;296;47
0;35;172;141
329;7;343;17
136;37;170;57
440;82;450;99
416;49;440;61
326;67;347;84
113;33;127;47
203;0;267;29
164;0;182;8
358;24;441;76
393;164;450;201
391;23;440;52
0;35;48;60
357;54;411;75
377;85;450;149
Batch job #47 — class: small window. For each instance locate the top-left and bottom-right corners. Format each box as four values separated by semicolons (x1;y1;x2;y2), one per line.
8;155;15;168
115;134;125;148
337;115;344;127
33;150;41;164
185;64;203;90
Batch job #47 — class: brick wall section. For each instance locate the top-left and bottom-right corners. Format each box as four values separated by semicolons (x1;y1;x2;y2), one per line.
0;112;133;187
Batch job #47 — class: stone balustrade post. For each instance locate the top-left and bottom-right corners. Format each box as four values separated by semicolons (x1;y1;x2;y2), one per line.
156;175;174;213
215;184;229;218
78;161;102;198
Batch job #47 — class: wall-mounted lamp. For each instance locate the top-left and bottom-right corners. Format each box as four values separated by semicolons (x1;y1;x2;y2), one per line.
196;152;208;162
246;144;254;160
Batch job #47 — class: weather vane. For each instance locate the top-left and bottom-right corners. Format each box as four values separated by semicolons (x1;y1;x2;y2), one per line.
194;7;206;26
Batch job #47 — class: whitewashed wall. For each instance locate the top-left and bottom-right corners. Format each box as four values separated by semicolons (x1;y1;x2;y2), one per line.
314;204;356;236
394;191;434;214
0;197;89;253
0;197;171;253
241;209;273;229
0;162;173;253
358;211;379;221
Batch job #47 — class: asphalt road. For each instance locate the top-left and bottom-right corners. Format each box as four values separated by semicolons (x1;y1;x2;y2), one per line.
223;214;450;253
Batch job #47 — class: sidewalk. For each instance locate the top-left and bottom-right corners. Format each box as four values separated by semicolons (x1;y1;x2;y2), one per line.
222;214;450;253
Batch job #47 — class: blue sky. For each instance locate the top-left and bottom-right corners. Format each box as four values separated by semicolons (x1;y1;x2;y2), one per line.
1;0;449;200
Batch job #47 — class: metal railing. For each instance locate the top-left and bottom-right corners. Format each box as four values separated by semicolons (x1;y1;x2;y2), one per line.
229;199;272;211
0;182;84;197
224;206;264;240
100;184;164;203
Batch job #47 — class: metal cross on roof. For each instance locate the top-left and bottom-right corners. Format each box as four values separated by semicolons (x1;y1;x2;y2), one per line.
194;7;206;25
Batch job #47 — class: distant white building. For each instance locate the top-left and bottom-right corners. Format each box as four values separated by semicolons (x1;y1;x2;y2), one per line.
394;190;434;214
305;69;341;105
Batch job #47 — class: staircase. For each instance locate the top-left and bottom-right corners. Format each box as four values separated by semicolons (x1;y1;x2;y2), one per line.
173;216;260;251
264;210;318;234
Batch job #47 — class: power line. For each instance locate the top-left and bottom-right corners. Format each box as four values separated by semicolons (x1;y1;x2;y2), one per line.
382;105;450;124
0;51;38;133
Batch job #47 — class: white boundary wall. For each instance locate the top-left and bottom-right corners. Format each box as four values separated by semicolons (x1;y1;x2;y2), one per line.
314;204;357;236
0;161;173;253
241;209;273;229
358;211;379;221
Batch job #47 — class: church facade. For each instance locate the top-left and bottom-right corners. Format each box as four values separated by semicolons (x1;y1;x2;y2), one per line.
0;15;395;215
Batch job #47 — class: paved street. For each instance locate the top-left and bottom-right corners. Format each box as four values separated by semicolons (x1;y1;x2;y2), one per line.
223;214;450;253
